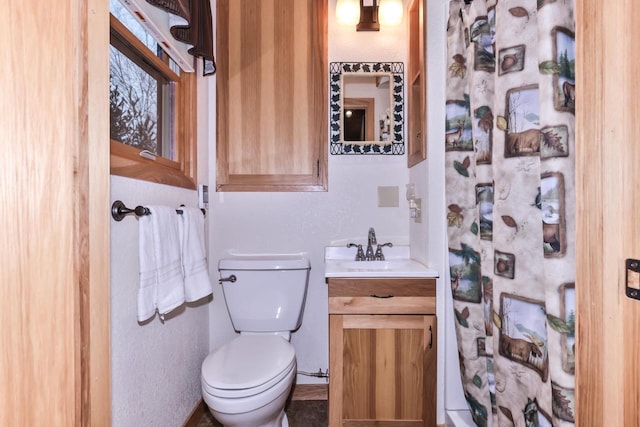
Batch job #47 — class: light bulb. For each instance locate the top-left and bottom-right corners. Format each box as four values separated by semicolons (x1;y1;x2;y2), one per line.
336;0;360;25
379;0;403;26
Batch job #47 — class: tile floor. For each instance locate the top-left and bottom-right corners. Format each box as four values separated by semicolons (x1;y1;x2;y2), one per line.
196;400;328;427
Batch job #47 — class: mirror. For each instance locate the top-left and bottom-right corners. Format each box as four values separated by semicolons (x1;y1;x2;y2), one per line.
343;96;375;142
330;62;404;155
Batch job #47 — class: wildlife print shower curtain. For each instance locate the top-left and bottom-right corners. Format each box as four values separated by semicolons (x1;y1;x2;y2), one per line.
445;0;575;425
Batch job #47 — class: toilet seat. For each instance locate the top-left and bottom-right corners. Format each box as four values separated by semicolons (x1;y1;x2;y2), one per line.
202;335;296;399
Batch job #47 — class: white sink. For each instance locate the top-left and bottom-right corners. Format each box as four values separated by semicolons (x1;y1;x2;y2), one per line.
324;246;438;278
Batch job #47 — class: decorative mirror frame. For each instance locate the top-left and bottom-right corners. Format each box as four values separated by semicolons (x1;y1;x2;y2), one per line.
330;62;405;155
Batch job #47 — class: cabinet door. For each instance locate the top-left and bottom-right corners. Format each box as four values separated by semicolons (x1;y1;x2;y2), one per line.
407;0;426;167
329;314;436;427
216;0;327;192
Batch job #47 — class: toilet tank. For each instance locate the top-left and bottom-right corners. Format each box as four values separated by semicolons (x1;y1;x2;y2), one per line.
218;254;311;333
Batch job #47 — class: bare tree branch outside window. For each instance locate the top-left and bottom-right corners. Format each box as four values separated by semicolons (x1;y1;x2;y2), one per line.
109;0;174;159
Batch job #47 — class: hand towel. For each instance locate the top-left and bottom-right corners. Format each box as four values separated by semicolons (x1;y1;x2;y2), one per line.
178;207;213;302
137;206;185;321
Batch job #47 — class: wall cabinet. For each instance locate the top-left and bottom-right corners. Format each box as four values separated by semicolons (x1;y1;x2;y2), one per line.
328;278;437;427
407;0;427;167
215;0;327;192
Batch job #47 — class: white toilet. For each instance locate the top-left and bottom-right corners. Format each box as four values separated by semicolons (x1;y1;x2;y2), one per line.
201;254;311;427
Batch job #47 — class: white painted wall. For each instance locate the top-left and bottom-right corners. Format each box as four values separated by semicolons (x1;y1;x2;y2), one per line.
417;0;469;419
424;0;469;423
108;1;465;426
407;0;466;424
207;0;411;387
205;3;467;425
110;73;213;425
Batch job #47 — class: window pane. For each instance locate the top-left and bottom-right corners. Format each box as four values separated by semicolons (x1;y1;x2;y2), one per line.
110;0;159;54
110;45;175;159
109;0;177;161
110;0;181;75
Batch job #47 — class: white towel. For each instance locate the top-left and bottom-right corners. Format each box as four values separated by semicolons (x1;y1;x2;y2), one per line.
178;207;213;302
137;206;185;321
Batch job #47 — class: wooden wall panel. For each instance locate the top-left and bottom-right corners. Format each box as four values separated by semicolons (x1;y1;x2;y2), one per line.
217;0;327;191
1;2;78;424
343;329;376;419
88;0;112;424
329;315;345;426
576;0;640;426
423;316;437;427
1;1;110;425
342;318;425;422
396;328;424;419
407;0;427;167
225;0;312;176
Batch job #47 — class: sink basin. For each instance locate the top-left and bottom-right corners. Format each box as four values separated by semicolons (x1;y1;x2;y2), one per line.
324;246;438;278
334;260;416;271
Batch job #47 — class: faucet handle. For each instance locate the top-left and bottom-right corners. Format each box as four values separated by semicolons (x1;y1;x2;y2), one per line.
347;243;366;261
374;242;393;261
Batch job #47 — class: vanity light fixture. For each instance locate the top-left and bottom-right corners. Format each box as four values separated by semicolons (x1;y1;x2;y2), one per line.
336;0;360;25
336;0;403;31
356;0;380;31
379;0;404;26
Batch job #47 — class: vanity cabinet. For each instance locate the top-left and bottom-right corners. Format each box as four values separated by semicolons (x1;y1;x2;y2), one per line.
328;278;437;427
215;0;327;192
407;0;427;167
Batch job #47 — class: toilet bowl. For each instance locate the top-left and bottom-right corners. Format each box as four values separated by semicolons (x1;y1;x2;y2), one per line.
202;254;310;427
201;333;297;427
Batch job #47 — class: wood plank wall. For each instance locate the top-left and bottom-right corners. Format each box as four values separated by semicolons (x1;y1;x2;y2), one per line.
226;0;312;176
1;1;82;424
576;0;640;425
0;0;110;425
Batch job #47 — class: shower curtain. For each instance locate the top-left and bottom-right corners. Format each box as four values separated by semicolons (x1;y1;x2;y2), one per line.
444;0;575;425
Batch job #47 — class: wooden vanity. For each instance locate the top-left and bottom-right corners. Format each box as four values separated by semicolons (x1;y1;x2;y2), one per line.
327;277;437;427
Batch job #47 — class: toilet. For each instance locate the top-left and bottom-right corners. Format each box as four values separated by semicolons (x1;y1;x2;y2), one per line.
201;254;311;427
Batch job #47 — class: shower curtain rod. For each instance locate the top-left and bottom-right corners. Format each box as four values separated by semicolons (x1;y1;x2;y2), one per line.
111;200;205;222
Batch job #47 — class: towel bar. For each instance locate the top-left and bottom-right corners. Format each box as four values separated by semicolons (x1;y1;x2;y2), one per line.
111;200;205;222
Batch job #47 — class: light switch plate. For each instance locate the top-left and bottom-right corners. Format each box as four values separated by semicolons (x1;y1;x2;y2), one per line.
198;184;209;209
377;186;399;207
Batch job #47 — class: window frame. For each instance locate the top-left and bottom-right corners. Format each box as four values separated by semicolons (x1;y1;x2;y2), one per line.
109;13;197;189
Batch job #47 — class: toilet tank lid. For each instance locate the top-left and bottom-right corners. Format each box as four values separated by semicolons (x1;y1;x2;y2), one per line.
218;253;310;270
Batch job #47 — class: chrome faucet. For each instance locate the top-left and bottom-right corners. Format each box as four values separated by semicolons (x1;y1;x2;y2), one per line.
374;242;393;260
366;227;377;261
347;243;366;261
349;228;392;261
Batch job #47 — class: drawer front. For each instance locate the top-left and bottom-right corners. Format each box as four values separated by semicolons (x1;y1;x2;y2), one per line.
327;278;436;314
329;295;435;314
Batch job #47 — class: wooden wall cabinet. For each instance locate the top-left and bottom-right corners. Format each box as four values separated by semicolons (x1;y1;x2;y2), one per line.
407;0;427;167
328;278;437;427
216;0;327;192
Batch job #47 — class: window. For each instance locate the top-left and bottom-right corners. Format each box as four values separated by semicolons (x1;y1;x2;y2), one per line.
109;0;197;189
